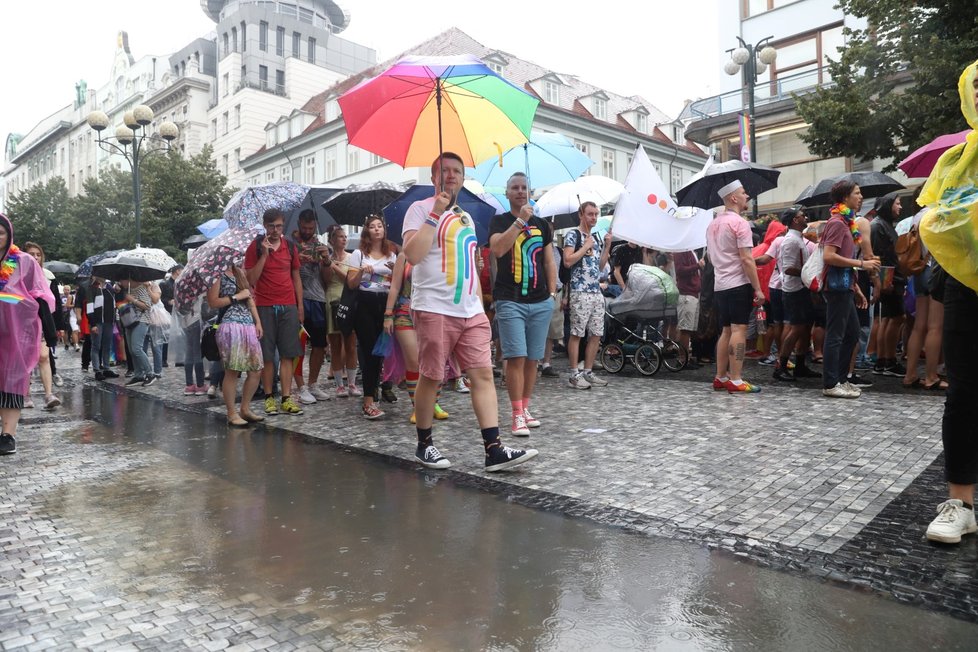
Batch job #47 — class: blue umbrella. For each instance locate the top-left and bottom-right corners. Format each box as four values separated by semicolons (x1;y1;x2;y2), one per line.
197;218;228;239
383;185;496;246
467;131;594;193
223;182;309;229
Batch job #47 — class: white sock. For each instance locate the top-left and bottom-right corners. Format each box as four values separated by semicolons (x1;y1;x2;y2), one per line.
346;368;358;386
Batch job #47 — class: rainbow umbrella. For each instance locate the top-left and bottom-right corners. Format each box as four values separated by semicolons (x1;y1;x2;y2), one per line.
338;54;538;168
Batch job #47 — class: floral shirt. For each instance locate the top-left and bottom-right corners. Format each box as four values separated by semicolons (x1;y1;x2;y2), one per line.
220;275;254;324
564;229;603;294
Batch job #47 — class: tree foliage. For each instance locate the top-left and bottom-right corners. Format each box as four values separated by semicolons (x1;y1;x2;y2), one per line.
5;145;232;264
795;0;978;171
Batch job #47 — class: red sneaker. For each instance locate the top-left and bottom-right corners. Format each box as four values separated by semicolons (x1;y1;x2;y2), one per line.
726;380;761;394
745;350;766;359
712;377;727;391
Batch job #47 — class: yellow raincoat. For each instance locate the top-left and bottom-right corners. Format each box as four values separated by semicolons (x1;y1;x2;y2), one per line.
919;60;978;291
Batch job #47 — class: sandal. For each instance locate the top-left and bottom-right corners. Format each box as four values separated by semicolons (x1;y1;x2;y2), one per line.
227;417;249;427
362;403;385;420
240;412;265;423
901;378;921;389
924;380;949;391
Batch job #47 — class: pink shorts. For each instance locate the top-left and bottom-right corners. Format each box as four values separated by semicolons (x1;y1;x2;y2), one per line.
412;310;492;381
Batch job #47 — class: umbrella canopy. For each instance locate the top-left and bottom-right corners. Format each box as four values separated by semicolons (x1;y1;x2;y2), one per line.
534;175;625;218
898;129;972;178
675;160;781;209
175;226;263;312
467;131;594;192
92;247;179;283
224;182;309;229
76;249;125;278
338;54;538;168
197;218;228;239
284;185;342;236
382;185;496;246
180;234;209;250
323;181;414;226
795;171;905;207
44;261;78;276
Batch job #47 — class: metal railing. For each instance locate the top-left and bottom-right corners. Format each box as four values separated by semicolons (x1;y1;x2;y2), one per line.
689;67;833;121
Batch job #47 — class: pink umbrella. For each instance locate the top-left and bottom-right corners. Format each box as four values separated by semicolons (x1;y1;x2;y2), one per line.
898;129;972;178
174;225;263;313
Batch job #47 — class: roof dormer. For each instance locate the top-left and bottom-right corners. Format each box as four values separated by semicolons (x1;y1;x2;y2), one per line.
483;51;509;77
530;73;566;105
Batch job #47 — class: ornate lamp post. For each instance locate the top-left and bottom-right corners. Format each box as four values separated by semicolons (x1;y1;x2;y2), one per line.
86;105;178;247
725;37;777;218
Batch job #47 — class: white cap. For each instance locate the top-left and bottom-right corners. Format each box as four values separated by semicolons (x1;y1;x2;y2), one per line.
718;179;744;199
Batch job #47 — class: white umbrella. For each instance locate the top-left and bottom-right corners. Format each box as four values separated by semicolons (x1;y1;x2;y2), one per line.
92;247;179;282
534;175;625;218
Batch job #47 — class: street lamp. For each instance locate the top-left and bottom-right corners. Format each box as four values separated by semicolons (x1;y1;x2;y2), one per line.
725;36;777;218
86;105;178;247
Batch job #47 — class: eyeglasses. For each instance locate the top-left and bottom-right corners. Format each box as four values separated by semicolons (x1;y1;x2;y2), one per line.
266;223;285;230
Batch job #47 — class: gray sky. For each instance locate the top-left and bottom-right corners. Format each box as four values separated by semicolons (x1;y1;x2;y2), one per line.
1;0;720;140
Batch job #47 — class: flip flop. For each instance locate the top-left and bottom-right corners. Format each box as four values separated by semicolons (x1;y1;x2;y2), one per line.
924;380;949;391
240;413;265;423
227;417;249;427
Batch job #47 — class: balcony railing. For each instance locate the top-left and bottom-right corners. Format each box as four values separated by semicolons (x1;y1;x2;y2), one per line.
689;67;833;121
235;80;288;98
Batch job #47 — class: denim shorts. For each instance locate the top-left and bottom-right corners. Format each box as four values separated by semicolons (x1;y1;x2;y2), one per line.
495;298;554;361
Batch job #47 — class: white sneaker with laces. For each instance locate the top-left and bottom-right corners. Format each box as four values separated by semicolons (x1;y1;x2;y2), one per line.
309;385;331;400
568;372;591;390
842;381;862;397
582;370;608;387
348;383;363;397
297;386;317;404
822;383;855;399
455;377;470;393
926;499;978;543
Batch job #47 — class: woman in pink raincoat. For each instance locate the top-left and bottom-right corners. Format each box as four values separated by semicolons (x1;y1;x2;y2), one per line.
0;213;55;455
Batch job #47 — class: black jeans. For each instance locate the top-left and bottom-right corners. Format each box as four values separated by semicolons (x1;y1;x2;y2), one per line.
353;291;388;398
822;290;859;389
942;276;978;484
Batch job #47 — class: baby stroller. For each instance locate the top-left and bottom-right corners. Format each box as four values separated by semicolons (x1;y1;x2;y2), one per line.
600;264;688;376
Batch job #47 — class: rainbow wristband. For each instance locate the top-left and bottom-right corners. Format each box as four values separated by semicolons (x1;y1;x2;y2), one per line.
424;217;439;228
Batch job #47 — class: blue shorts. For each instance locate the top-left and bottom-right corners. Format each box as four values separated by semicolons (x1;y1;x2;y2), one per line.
495;298;554;361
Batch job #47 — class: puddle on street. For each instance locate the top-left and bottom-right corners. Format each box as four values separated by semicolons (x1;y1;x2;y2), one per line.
35;387;978;649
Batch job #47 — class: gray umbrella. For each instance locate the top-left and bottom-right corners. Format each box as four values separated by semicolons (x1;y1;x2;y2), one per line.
675;160;781;209
44;261;79;276
795;171;905;207
180;234;209;250
323;180;414;226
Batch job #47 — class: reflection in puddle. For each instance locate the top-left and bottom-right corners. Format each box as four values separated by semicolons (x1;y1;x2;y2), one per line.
33;388;978;649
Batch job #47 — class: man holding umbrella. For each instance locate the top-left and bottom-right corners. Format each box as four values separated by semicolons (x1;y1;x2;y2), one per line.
706;180;765;394
402;153;537;472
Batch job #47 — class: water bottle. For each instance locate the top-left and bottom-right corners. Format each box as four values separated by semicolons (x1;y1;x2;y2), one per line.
755;305;767;335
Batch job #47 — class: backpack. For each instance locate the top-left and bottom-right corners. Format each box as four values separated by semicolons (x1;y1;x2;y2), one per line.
558;229;586;285
894;224;926;277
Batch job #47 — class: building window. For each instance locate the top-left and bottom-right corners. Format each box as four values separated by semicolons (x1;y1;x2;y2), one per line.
765;24;844;90
276;26;285;56
671;168;683;193
636;113;647;133
308;38;316;64
324;146;336;180
744;0;802;18
488;61;504;76
347;146;360;174
235;105;241;128
266;170;275;183
259;65;268;90
231;27;238;52
240;22;246;51
280;165;292;182
370;152;384;167
234;148;241;172
544;80;559;104
292;32;301;58
240;65;246;87
305;155;316;183
222;33;229;56
222;153;229;176
222;112;229;135
259;21;268;51
275;69;285;95
211;119;217;140
602;150;615;178
223;73;229;96
594;97;607;120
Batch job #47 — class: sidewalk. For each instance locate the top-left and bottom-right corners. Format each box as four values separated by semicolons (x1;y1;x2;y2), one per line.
16;349;978;622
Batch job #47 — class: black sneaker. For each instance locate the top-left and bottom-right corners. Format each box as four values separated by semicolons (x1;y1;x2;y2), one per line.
0;433;15;455
883;363;907;377
872;363;887;376
124;370;134;378
142;376;158;387
773;366;795;382
415;443;451;469
381;386;398;403
94;371;105;381
485;443;538;472
125;376;145;386
847;373;873;388
102;369;119;379
793;366;821;379
541;365;560;377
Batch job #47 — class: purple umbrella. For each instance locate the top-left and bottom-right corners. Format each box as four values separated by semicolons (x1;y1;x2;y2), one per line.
898;130;972;178
174;226;263;312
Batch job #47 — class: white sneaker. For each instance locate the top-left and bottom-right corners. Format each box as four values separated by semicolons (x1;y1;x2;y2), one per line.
582;370;608;387
309;385;331;401
568;372;591;390
926;499;978;543
455;377;470;393
347;383;363;397
842;382;862;398
822;383;856;399
53;374;64;387
297;386;317;404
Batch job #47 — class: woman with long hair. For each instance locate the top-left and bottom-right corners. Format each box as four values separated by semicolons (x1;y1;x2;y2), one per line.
325;226;359;398
383;252;449;424
346;215;397;419
207;263;264;425
0;214;56;454
22;242;61;409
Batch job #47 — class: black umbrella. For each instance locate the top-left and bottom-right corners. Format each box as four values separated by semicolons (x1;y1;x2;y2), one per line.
323;181;414;226
676;160;781;209
44;261;78;276
795;171;905;207
284;186;342;236
180;234;209;250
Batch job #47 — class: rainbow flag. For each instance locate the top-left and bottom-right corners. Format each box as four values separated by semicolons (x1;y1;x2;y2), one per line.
0;292;25;304
739;113;752;162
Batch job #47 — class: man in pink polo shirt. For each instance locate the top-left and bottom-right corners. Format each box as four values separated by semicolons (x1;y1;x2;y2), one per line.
705;180;766;394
